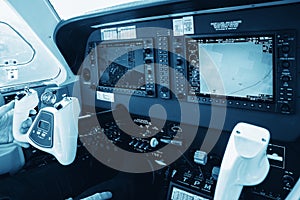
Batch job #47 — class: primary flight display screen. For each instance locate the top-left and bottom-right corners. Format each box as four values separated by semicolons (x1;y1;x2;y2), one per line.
98;40;146;89
95;38;156;97
187;35;274;102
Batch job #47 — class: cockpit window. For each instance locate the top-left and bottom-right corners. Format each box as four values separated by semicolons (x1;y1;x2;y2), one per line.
49;0;145;20
0;22;35;67
0;4;62;89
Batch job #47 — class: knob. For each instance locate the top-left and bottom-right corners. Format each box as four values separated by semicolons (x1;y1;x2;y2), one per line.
145;59;152;64
282;175;295;188
150;138;159;148
145;48;151;54
281;104;290;113
161;87;168;93
176;58;183;66
189;54;197;64
82;68;91;81
282;75;291;82
175;47;182;53
128;57;134;62
282;45;290;53
147;90;154;96
177;93;184;99
41;91;57;105
282;61;290;68
189;44;197;51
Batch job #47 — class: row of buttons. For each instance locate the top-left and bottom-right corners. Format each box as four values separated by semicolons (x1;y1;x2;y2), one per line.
99;87;148;97
128;139;151;152
158;36;171;99
89;43;97;68
187;96;273;110
143;39;156;96
32;129;51;140
173;37;186;99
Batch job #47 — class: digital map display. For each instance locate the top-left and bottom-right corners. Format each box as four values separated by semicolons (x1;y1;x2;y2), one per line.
198;37;273;101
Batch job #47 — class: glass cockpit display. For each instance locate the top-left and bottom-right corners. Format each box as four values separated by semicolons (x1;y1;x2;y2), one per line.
187;36;273;102
95;38;156;97
98;40;146;90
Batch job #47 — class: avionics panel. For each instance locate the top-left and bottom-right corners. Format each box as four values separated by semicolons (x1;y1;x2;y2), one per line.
186;31;296;114
93;38;156;97
79;2;300;142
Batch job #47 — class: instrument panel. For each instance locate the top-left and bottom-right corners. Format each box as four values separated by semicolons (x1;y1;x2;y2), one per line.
84;30;296;113
79;2;300;142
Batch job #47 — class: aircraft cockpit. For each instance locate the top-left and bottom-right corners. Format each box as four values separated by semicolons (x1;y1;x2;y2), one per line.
0;0;300;199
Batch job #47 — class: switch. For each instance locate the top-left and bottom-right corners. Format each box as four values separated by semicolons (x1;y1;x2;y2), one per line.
194;150;207;165
171;169;177;178
212;166;220;181
129;140;135;146
134;141;140;148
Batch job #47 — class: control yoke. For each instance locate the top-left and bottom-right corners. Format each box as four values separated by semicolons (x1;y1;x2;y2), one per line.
13;88;81;165
214;122;270;200
13;88;39;146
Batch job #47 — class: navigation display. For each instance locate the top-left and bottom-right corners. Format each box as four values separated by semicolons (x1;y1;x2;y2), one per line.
187;36;273;102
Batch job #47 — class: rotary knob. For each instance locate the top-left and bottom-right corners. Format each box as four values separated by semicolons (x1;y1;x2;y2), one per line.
150;138;159;148
177;93;184;99
282;45;290;53
82;68;91;81
175;47;182;54
281;103;290;113
144;48;152;54
282;75;291;82
147;90;154;96
161;87;169;93
41;91;57;105
282;175;295;188
282;61;290;68
176;58;183;66
145;59;152;64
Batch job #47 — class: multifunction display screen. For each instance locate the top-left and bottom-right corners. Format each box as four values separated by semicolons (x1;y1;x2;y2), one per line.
187;36;273;102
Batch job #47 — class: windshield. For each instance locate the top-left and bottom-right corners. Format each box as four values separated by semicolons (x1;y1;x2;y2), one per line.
0;1;63;89
0;22;35;67
49;0;145;20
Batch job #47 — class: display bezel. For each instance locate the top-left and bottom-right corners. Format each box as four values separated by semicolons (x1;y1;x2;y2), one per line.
167;182;211;200
185;32;280;112
186;33;275;102
97;39;147;90
94;38;156;97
